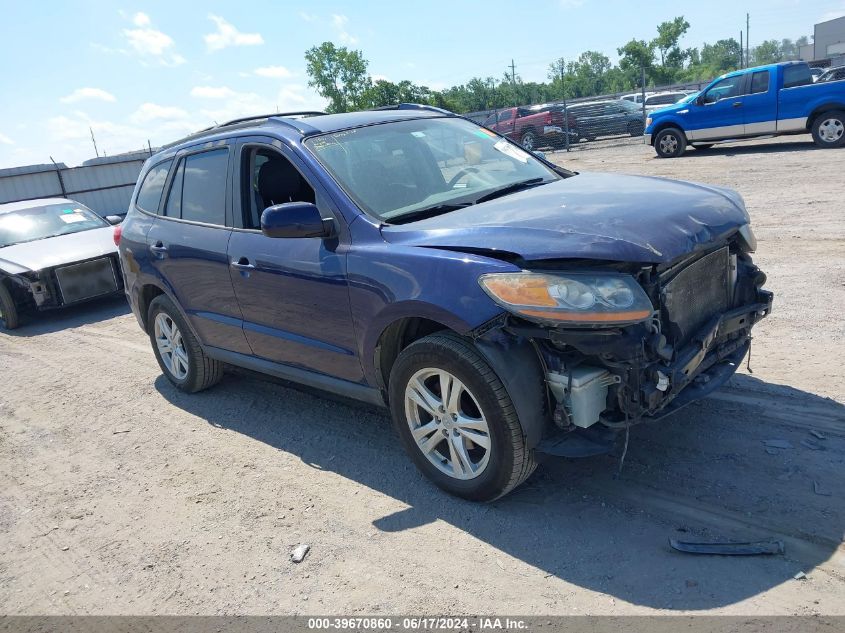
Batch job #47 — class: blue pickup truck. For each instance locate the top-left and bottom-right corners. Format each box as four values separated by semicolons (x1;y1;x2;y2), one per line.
645;61;845;157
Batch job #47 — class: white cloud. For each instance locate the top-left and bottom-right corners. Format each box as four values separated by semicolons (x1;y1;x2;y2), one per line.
122;12;185;66
204;15;264;52
59;88;117;104
190;84;325;125
298;11;318;22
133;12;151;27
331;14;359;45
252;65;294;79
0;132;14;145
130;103;189;124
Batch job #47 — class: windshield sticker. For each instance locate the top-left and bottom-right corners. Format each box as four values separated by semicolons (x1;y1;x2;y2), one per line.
493;139;529;163
474;129;496;139
59;214;86;224
411;131;426;138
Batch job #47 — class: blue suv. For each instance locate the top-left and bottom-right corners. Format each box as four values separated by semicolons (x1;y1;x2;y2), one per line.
118;105;772;501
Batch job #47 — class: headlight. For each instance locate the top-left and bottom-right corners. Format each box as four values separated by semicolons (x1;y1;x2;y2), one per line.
737;223;757;252
478;272;654;325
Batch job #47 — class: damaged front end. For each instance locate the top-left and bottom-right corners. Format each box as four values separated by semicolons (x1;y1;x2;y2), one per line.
474;233;771;452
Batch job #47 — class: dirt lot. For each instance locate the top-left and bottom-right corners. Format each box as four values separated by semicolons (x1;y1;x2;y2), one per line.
1;136;843;616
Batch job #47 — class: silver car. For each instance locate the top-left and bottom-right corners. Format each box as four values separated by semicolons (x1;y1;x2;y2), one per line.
0;198;122;330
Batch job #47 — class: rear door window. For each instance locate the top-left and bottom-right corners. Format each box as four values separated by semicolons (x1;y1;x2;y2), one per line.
135;160;172;214
750;70;770;94
174;148;229;225
783;65;812;88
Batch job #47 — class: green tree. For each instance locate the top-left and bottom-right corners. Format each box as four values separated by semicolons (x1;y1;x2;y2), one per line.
304;42;371;113
753;39;783;65
697;38;742;76
618;39;655;87
651;16;691;82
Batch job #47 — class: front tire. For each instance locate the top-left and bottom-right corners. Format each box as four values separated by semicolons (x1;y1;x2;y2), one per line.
811;110;845;148
147;295;223;393
0;282;20;330
654;127;687;158
389;332;536;501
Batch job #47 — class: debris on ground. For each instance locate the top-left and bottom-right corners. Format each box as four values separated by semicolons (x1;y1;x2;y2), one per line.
291;544;311;563
801;439;824;451
669;539;784;556
809;430;826;441
762;439;793;449
794;571;807;580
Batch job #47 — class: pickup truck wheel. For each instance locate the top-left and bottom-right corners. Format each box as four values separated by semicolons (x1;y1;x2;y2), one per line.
520;130;536;151
0;282;20;330
654;127;687;158
147;295;223;393
812;111;845;148
389;332;536;502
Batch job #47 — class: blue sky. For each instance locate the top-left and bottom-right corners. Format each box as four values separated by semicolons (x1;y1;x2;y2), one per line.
0;0;842;168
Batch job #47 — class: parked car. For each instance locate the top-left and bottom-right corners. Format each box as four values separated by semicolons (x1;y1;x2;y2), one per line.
0;198;123;330
816;66;845;83
646;61;845;157
482;105;578;150
569;100;645;140
119;105;771;501
620;92;654;104
644;91;694;113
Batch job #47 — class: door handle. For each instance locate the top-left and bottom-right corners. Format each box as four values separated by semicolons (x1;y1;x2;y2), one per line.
149;242;168;256
732;101;743;108
230;257;255;271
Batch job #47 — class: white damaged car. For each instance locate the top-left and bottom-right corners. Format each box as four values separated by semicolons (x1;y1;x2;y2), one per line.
0;198;123;330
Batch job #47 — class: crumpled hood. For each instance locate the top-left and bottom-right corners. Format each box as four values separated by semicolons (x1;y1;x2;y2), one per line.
381;172;750;264
0;227;117;274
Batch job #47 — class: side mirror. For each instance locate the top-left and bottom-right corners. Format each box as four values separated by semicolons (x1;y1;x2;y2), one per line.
105;214;124;225
260;202;335;239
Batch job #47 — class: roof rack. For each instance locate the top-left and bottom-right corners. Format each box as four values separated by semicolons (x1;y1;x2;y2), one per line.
162;111;327;150
370;103;455;115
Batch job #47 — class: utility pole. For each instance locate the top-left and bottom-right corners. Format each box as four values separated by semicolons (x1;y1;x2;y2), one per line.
740;31;744;68
509;59;518;106
746;13;750;68
89;127;99;158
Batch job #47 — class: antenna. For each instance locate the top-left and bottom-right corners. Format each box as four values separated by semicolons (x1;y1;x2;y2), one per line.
89;127;99;158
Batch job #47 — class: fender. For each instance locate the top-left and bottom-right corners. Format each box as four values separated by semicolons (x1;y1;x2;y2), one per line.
474;330;548;449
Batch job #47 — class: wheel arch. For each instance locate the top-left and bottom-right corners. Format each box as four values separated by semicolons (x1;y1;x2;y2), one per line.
649;120;687;146
807;103;845;129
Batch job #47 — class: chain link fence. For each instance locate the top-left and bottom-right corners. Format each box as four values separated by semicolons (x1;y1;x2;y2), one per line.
464;80;714;154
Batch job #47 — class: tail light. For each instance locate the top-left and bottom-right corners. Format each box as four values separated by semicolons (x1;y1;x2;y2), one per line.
113;224;122;246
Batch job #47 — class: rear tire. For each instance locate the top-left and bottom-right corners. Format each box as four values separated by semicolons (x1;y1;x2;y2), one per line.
654;127;687;158
389;332;536;501
147;295;223;393
520;130;537;151
0;282;20;330
811;110;845;148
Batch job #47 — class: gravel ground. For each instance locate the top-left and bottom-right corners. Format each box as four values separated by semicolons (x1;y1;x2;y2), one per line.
1;135;843;616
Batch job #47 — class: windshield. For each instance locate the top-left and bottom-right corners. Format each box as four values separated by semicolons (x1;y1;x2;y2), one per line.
305;117;562;222
0;202;107;248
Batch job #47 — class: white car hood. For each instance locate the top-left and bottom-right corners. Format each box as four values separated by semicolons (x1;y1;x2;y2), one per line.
0;227;117;274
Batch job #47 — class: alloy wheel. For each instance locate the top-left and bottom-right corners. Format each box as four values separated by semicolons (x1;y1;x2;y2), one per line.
404;368;491;480
659;134;679;154
818;118;844;143
154;312;189;380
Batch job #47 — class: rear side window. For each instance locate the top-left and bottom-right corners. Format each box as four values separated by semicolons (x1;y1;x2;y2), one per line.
750;71;770;94
135;160;172;213
168;149;229;225
783;65;811;89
